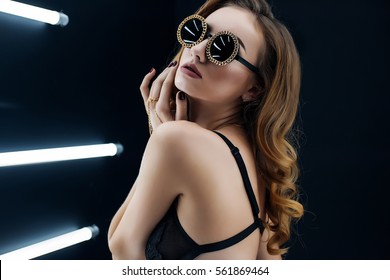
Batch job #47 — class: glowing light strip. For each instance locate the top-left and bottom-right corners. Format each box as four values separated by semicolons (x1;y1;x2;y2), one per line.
0;0;69;26
0;225;99;260
0;143;124;167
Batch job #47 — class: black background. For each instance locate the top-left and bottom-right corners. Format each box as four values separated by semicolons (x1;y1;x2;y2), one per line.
0;0;389;259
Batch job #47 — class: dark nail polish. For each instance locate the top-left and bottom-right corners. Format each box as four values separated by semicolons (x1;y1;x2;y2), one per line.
168;61;177;68
149;68;154;73
179;91;186;100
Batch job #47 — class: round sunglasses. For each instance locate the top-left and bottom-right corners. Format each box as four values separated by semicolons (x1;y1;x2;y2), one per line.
177;14;259;74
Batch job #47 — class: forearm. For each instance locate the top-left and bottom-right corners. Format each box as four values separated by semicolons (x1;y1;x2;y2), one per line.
108;183;148;260
111;243;147;260
107;181;137;241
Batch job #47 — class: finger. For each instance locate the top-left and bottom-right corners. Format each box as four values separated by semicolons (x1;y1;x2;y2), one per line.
156;61;179;121
145;66;171;120
148;65;172;100
140;68;156;108
175;91;188;121
158;61;178;107
169;99;177;116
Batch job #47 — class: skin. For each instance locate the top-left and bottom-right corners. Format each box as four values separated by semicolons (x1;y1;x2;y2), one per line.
108;6;281;260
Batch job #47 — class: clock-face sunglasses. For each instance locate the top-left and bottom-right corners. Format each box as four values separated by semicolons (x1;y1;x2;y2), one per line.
177;14;259;74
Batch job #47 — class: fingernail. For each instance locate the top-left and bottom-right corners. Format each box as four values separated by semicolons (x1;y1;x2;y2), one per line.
168;61;177;68
179;91;186;100
149;68;154;73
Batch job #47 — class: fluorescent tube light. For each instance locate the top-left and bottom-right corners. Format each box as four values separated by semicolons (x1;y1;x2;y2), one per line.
0;143;124;167
0;225;100;260
0;0;69;26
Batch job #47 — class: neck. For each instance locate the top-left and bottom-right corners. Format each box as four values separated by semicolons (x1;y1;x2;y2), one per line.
187;97;244;131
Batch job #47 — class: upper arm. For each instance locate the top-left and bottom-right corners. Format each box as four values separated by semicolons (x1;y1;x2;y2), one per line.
108;121;195;259
257;226;282;260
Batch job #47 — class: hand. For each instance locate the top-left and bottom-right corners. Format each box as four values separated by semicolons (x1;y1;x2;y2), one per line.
140;61;188;134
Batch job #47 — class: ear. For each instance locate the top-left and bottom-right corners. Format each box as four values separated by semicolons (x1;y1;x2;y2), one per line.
242;86;260;102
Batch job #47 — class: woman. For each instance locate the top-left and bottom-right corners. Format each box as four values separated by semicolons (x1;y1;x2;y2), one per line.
108;0;303;260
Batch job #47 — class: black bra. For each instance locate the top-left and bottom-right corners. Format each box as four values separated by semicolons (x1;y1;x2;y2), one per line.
145;131;264;259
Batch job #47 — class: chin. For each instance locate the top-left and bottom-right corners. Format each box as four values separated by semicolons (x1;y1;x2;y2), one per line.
174;76;195;95
175;73;216;101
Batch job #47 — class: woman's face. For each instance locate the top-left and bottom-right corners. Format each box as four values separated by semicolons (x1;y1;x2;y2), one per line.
175;6;265;105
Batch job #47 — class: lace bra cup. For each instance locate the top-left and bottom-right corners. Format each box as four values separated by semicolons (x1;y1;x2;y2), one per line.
145;198;264;260
145;199;198;260
145;131;264;260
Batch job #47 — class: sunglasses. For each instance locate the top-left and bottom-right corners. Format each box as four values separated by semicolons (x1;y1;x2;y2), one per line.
177;14;259;74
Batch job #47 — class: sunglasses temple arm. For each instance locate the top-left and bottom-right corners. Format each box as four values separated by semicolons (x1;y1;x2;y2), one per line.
236;55;259;74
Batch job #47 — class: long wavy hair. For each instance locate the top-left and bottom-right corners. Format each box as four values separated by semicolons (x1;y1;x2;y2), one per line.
174;0;304;256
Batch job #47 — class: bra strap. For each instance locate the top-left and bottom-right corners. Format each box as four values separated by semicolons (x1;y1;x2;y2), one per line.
182;218;264;260
213;131;260;217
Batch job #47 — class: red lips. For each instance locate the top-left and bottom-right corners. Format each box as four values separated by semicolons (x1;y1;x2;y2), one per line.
181;63;202;79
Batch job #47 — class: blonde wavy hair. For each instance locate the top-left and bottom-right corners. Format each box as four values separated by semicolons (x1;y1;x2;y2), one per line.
174;0;304;256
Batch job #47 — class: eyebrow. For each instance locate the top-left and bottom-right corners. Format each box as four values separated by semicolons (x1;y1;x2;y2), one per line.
236;37;247;52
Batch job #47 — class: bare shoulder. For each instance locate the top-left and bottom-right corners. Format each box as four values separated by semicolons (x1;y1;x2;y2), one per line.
150;121;221;159
148;121;232;183
150;121;259;178
152;121;214;145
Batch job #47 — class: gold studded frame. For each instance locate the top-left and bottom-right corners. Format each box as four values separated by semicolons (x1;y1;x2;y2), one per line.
177;14;208;48
206;30;239;66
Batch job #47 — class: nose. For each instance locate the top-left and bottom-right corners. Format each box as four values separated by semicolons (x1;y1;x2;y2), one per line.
190;39;208;63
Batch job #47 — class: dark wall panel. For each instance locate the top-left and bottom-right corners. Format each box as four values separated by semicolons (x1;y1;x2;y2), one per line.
0;0;388;259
